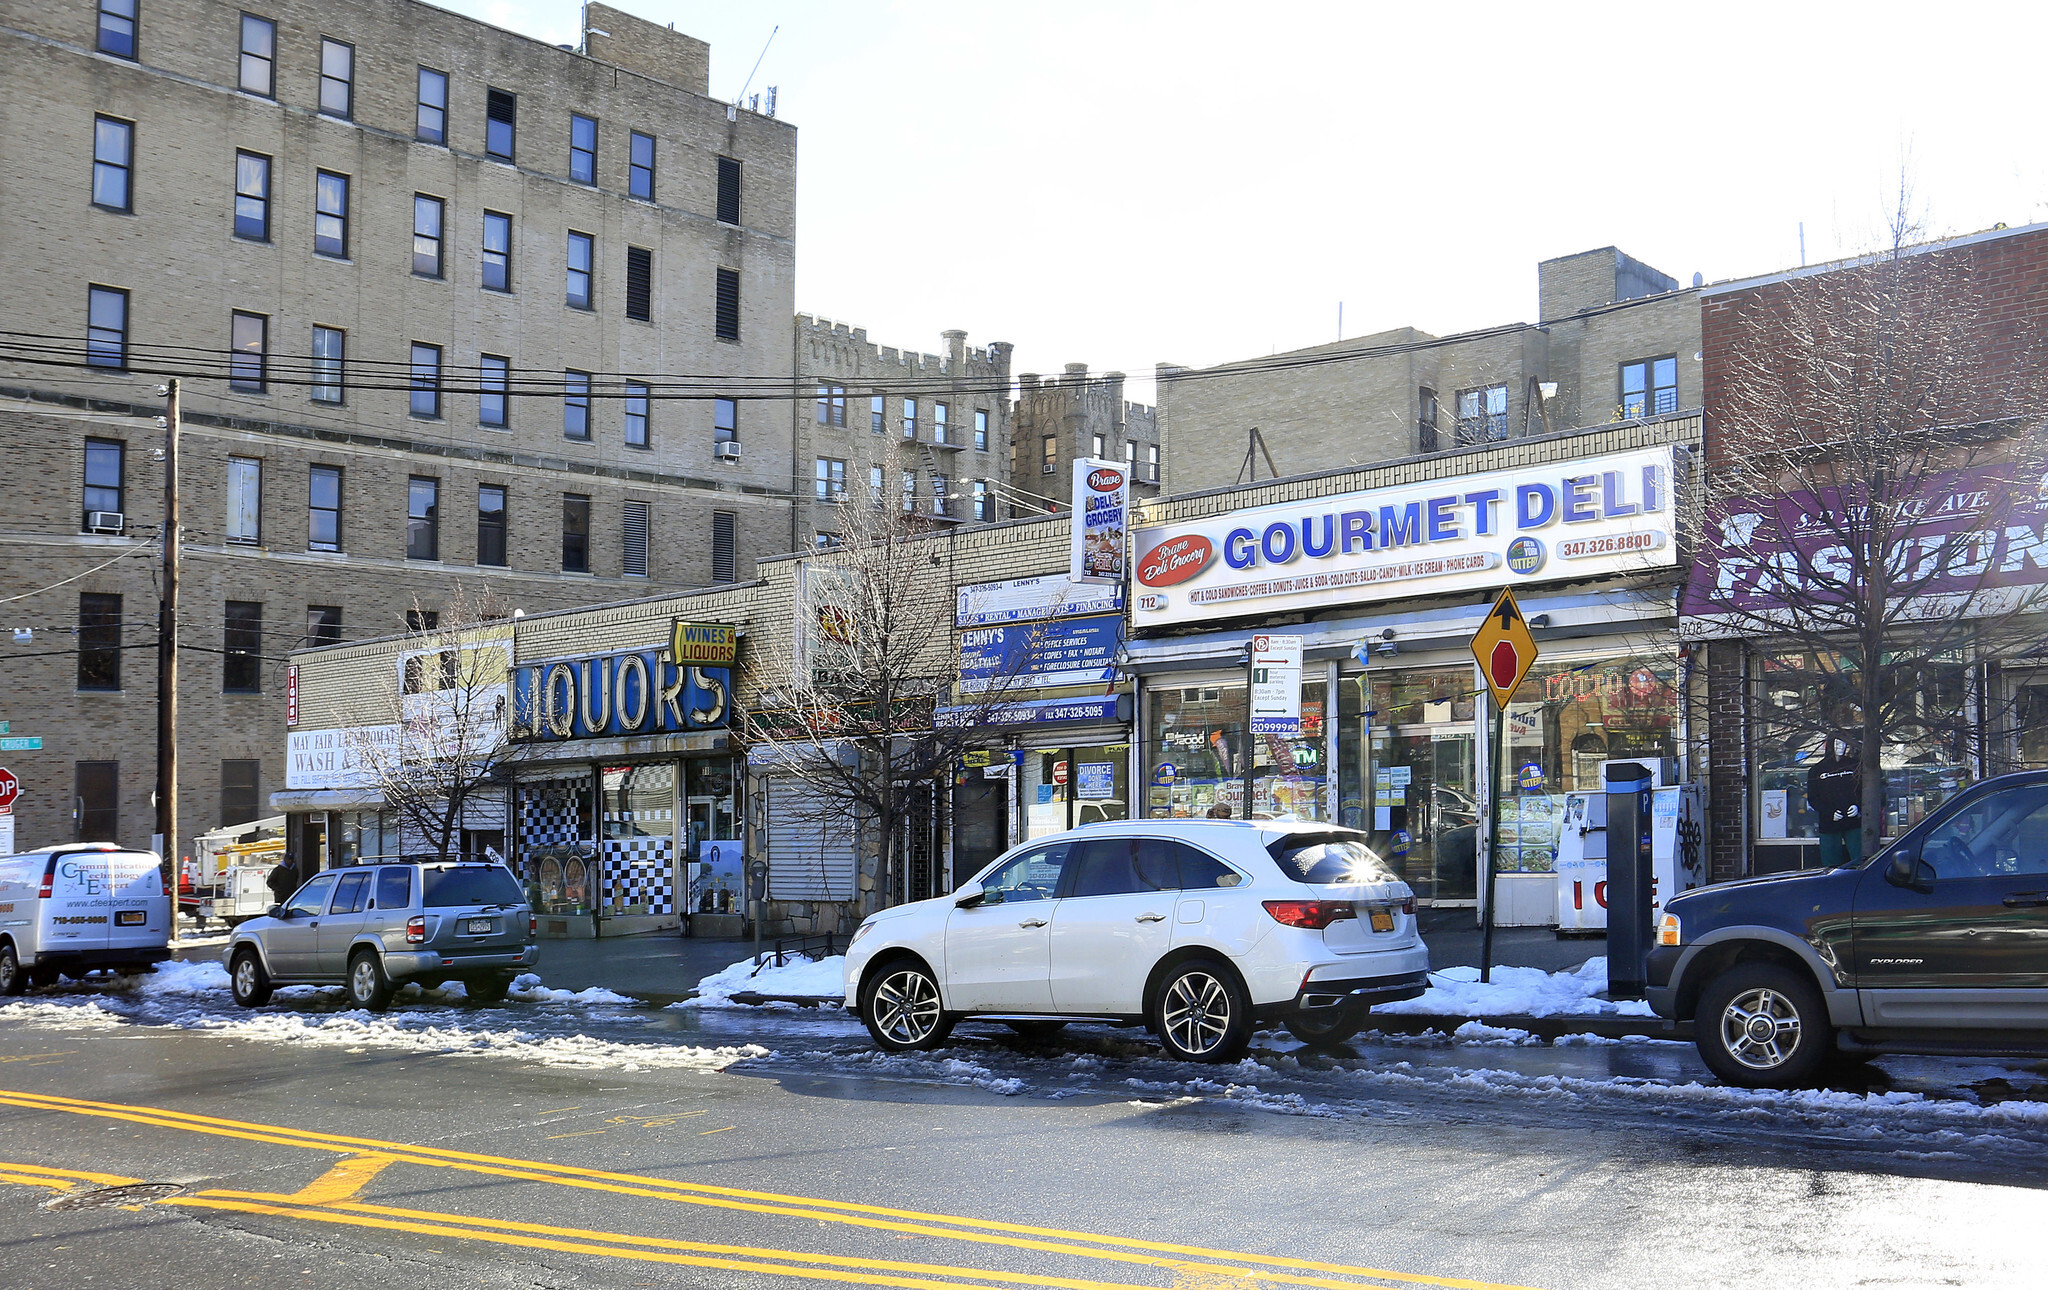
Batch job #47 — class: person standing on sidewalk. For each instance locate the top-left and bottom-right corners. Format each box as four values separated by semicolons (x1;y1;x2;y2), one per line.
1808;737;1864;866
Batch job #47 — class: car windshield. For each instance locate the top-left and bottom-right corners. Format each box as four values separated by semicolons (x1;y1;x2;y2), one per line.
1267;831;1399;884
421;865;524;908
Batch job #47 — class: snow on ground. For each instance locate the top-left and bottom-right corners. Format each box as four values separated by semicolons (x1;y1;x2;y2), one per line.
1376;957;1656;1017
680;954;846;1008
508;973;642;1005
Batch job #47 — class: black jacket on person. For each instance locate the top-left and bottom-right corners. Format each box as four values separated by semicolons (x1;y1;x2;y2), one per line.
266;861;301;901
1807;755;1861;835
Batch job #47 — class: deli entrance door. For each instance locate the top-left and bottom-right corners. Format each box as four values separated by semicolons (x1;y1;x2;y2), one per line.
1387;728;1477;903
1356;666;1480;905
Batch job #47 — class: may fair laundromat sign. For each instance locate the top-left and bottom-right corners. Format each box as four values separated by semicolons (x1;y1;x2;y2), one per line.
1131;445;1678;627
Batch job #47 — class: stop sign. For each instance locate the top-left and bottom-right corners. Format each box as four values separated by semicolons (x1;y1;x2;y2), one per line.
0;767;17;812
1051;760;1069;786
1489;641;1522;693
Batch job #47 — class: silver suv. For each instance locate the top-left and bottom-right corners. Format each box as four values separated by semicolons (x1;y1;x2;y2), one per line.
224;862;538;1011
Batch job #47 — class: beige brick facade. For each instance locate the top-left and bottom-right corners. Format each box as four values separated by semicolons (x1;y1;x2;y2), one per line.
1009;365;1159;518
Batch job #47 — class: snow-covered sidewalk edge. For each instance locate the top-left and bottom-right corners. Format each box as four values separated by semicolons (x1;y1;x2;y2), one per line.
1376;958;1658;1020
675;954;847;1010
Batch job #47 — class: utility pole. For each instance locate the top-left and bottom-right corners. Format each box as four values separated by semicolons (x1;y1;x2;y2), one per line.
155;379;179;944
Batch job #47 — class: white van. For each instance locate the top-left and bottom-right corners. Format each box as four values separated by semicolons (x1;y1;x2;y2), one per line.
0;842;174;993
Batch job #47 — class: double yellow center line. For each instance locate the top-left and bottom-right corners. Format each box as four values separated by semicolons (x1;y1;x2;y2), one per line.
0;1086;1542;1290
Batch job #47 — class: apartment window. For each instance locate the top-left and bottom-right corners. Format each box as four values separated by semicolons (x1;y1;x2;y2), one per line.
221;760;261;826
310;325;344;403
974;409;989;452
308;464;341;551
77;593;122;691
814;532;838;551
319;39;353;118
97;0;137;58
92;115;133;212
239;14;275;96
901;397;917;439
476;484;506;567
716;156;741;224
480;211;511;291
1147;443;1159;482
814;457;845;501
561;494;590;572
306;604;342;646
412;195;443;276
624;245;652;320
815;385;845;426
624;381;649;447
622;499;649;577
83;438;124;523
314;170;349;258
1621;356;1679;418
714;267;739;340
933;474;951;516
1418;386;1439;452
902;471;916;512
406;477;438;560
1455;384;1508;444
416;67;447;143
713;397;737;444
867;465;884;505
409;342;441;418
75;762;119;842
223;600;263;692
628;131;655;200
86;286;128;369
479;353;509;427
569;113;597;184
972;480;990;521
234;151;270;241
485;88;516;161
563;370;591;439
934;403;950;444
870;395;885;434
566;231;593;308
229;311;266;392
1042;436;1057;474
225;455;261;544
1090;434;1104;459
711;510;736;583
1125;440;1138;467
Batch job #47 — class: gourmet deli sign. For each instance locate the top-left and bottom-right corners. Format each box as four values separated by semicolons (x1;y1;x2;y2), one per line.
1132;446;1678;627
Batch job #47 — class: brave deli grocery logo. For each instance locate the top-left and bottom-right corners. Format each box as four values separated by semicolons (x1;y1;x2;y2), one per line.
1088;467;1126;492
1138;534;1214;587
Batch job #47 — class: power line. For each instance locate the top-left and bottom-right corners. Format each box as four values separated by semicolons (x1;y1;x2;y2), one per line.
0;535;157;605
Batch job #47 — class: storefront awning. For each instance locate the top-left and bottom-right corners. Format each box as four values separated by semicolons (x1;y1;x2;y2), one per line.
1122;586;1677;673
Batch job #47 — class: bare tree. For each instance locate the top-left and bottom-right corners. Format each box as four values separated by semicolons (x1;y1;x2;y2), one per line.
1688;193;2048;854
743;450;1071;913
346;584;520;861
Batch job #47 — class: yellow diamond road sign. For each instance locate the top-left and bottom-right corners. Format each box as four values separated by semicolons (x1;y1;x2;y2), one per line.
1471;586;1537;709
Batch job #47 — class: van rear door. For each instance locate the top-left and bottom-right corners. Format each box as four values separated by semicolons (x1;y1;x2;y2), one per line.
104;851;170;951
43;849;117;956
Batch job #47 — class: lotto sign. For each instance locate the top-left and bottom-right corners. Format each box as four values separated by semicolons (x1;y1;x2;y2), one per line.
1470;587;1537;709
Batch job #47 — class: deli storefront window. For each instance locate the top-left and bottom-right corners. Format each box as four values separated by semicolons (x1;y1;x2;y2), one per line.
1144;681;1327;821
1503;655;1679;870
1754;652;1970;842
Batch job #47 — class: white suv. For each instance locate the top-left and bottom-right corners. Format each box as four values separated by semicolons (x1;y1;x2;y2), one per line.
843;820;1428;1062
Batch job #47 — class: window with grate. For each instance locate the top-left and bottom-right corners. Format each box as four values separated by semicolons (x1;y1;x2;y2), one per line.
569;113;597;184
239;14;275;96
235;151;270;241
77;592;122;691
624;381;649;447
416;67;447;143
622;499;649;577
476;485;506;567
308;465;341;551
319;39;353;118
481;211;511;290
92;116;133;212
224;600;263;692
625;245;651;320
221;759;261;826
561;494;590;572
97;0;137;58
716;156;741;224
714;268;739;339
306;605;342;646
75;762;119;842
711;510;736;583
485;88;516;160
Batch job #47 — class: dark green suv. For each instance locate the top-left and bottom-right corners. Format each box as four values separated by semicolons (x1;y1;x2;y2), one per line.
1649;770;2048;1088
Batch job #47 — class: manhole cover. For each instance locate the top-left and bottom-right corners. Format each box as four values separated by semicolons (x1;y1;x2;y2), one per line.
43;1183;187;1210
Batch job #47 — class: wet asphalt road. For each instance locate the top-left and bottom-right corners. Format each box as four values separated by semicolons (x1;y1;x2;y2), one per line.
0;981;2043;1290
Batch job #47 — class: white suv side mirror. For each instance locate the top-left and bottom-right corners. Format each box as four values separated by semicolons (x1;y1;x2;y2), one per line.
952;881;985;908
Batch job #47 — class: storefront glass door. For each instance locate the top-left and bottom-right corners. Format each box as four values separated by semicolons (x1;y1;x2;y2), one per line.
1343;667;1479;903
1024;745;1130;838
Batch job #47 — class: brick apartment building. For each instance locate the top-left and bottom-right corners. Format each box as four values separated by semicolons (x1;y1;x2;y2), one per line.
1154;248;1702;492
0;0;798;861
1009;364;1159;519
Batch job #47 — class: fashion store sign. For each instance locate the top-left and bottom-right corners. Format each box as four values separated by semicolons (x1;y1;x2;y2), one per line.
1130;446;1677;626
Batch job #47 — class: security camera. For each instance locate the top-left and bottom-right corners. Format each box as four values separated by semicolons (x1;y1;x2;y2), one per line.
1379;627;1396;642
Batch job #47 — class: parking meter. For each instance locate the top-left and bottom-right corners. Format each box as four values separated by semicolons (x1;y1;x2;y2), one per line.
1604;762;1654;998
747;859;771;962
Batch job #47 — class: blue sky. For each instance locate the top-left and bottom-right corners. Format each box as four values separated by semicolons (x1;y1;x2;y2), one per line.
446;0;2048;398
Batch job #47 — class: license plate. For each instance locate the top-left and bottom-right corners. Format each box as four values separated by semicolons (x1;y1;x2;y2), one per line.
1368;908;1394;933
465;918;494;934
116;910;147;927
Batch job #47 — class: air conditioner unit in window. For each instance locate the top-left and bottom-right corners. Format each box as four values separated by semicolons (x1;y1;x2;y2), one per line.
85;511;126;534
714;441;743;461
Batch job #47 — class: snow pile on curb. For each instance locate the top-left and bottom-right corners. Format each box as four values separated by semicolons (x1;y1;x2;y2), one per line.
681;955;845;1008
508;973;641;1005
1376;958;1654;1018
